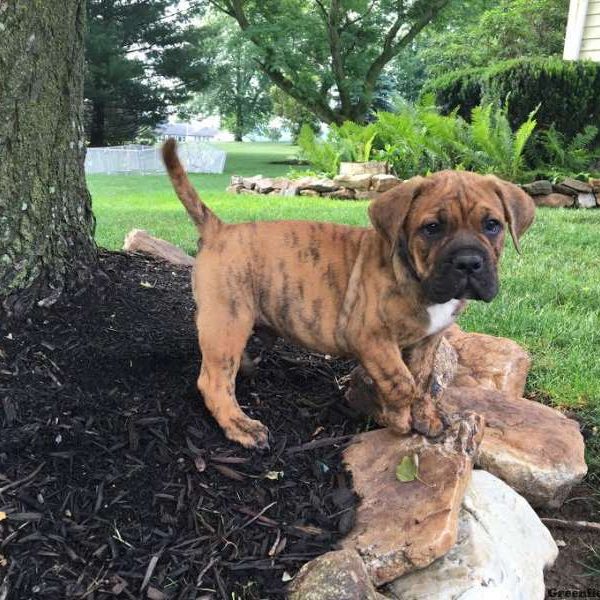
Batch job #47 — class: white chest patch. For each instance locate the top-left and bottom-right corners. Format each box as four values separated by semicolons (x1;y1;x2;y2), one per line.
426;299;462;336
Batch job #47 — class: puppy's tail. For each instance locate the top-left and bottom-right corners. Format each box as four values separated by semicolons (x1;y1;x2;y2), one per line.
162;139;222;234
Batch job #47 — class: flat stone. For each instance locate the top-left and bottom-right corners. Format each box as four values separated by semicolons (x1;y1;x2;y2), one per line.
372;174;401;192
533;193;574;208
342;414;483;586
441;387;587;508
271;177;292;191
123;230;194;267
299;189;320;197
521;180;553;196
386;471;558;600
302;177;339;193
225;184;243;194
354;190;381;200
333;173;373;191
241;175;263;190
444;325;531;399
554;177;592;195
576;192;597;208
325;187;356;200
288;549;385;600
339;161;387;176
255;177;275;194
230;175;243;186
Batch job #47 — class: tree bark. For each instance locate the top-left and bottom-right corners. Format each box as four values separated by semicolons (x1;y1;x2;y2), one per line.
0;0;97;318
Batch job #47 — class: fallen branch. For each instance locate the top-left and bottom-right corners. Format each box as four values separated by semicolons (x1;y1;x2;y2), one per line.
285;434;356;455
541;517;600;533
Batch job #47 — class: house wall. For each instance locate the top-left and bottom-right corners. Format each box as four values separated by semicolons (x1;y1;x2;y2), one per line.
581;0;600;59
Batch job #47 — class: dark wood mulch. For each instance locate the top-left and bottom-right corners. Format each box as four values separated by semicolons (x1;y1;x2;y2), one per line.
0;250;366;600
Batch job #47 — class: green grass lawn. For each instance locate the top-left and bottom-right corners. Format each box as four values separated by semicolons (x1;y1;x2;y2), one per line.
88;142;600;426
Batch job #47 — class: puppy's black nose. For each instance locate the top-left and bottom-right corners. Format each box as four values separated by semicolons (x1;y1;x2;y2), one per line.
452;251;483;274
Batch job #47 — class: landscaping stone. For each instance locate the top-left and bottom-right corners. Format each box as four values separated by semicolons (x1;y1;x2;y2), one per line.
230;175;243;186
302;177;339;193
533;193;575;208
325;187;356;200
333;173;373;191
299;189;320;197
444;325;530;399
339;161;387;176
123;229;194;267
589;177;600;193
255;177;275;194
442;387;587;508
355;190;382;200
288;549;386;600
576;192;597;208
554;177;592;196
386;471;558;600
522;180;553;196
342;413;483;586
225;184;243;194
372;174;401;192
241;174;263;190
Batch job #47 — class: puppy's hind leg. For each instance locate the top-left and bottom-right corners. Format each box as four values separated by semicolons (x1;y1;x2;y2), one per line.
197;307;269;450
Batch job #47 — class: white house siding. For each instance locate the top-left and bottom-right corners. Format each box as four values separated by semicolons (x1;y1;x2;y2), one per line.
581;0;600;59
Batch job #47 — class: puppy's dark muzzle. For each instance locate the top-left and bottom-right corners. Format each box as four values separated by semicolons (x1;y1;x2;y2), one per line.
423;245;498;303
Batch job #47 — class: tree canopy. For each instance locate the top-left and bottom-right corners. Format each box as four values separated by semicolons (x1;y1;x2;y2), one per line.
206;0;452;125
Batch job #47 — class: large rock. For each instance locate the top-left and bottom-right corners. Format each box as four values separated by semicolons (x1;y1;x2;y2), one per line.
255;177;275;194
333;173;373;191
339;161;387;176
241;174;263;190
444;325;531;399
288;550;385;600
442;387;587;508
123;230;194;267
386;471;558;600
371;174;401;192
522;180;553;196
533;193;574;208
302;177;339;193
325;187;356;200
342;414;483;586
554;177;593;195
576;192;597;208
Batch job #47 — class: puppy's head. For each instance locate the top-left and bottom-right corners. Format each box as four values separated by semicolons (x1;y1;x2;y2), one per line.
369;171;535;303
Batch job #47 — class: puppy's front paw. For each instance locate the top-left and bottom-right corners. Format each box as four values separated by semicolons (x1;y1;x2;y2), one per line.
411;396;445;438
225;416;270;450
378;406;412;435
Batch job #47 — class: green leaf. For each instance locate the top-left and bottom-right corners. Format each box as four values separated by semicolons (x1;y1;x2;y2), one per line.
395;454;419;482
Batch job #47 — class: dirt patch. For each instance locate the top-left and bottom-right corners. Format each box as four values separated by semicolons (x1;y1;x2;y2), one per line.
0;251;363;599
1;250;598;598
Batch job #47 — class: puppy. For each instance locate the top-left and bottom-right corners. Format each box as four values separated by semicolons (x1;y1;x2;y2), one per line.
162;140;535;449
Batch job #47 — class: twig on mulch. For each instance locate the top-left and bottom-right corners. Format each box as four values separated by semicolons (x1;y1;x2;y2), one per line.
285;434;356;455
542;517;600;533
0;462;45;495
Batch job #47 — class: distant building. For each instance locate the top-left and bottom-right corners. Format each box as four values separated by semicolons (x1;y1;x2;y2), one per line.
155;122;218;142
564;0;600;60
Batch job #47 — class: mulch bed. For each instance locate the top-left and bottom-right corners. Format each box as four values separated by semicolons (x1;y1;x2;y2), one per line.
1;250;599;599
0;251;366;600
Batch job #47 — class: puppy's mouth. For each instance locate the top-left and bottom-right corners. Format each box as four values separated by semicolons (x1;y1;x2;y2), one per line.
421;248;498;304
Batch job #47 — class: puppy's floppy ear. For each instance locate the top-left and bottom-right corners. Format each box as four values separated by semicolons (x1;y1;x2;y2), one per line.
489;176;536;253
368;176;425;255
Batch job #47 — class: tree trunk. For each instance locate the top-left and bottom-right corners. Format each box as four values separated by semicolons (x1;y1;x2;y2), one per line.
0;0;97;318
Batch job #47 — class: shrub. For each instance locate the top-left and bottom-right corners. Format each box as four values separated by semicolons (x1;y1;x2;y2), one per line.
424;57;600;142
296;124;341;176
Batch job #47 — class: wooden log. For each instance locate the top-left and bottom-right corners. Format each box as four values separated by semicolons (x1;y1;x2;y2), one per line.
123;229;195;266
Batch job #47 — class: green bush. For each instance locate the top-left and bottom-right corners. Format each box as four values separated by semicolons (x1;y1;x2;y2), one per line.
424;57;600;143
297;97;538;182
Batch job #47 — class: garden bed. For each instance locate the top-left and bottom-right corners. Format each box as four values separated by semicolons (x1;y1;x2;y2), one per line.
0;251;598;598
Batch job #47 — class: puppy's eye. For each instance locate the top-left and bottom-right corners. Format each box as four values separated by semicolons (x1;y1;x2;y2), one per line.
421;222;443;237
483;218;502;235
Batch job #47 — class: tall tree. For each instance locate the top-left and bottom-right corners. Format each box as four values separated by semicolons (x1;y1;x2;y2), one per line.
207;0;452;125
182;18;272;141
85;0;211;146
0;0;97;317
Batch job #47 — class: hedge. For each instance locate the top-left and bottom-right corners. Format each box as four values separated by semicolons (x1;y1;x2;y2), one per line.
423;57;600;141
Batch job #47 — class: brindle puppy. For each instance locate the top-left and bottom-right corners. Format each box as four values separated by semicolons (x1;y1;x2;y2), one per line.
162;140;535;449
